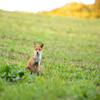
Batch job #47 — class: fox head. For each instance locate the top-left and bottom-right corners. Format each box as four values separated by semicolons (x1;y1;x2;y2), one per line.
33;43;44;55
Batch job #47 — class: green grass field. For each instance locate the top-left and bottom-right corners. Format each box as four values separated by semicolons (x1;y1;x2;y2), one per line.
0;10;100;100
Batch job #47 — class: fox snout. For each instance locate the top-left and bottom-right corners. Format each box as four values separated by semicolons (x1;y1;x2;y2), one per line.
36;51;41;55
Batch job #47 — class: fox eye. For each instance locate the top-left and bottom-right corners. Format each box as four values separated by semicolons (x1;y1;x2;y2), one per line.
36;49;37;50
39;49;41;51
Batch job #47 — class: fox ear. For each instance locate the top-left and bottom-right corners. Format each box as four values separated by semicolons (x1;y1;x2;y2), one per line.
40;43;44;48
33;42;36;46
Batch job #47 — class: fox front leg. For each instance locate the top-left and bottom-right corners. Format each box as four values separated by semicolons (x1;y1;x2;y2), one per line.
36;64;39;76
30;67;33;74
36;66;39;76
38;61;40;66
31;70;33;74
37;61;41;76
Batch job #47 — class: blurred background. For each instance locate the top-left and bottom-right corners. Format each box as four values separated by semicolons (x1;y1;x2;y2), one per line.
0;0;100;100
0;0;100;18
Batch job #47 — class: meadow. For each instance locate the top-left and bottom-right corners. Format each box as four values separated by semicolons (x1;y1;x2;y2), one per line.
0;10;100;100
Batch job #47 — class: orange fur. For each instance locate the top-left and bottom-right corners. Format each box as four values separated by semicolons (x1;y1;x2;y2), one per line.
25;43;44;76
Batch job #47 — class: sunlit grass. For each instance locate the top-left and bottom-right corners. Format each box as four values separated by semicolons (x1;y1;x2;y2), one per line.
0;10;100;100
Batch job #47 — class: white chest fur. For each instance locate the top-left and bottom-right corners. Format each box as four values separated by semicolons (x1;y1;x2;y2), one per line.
34;54;41;62
33;51;42;66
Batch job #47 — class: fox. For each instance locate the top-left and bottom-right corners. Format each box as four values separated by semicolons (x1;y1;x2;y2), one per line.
25;43;44;76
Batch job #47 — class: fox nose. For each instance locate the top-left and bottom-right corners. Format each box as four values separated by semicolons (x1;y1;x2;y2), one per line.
37;52;38;54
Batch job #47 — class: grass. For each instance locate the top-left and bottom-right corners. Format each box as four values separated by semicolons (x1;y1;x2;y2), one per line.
0;10;100;100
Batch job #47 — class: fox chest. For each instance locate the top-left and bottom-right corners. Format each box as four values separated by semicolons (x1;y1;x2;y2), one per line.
33;56;41;65
34;58;40;62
